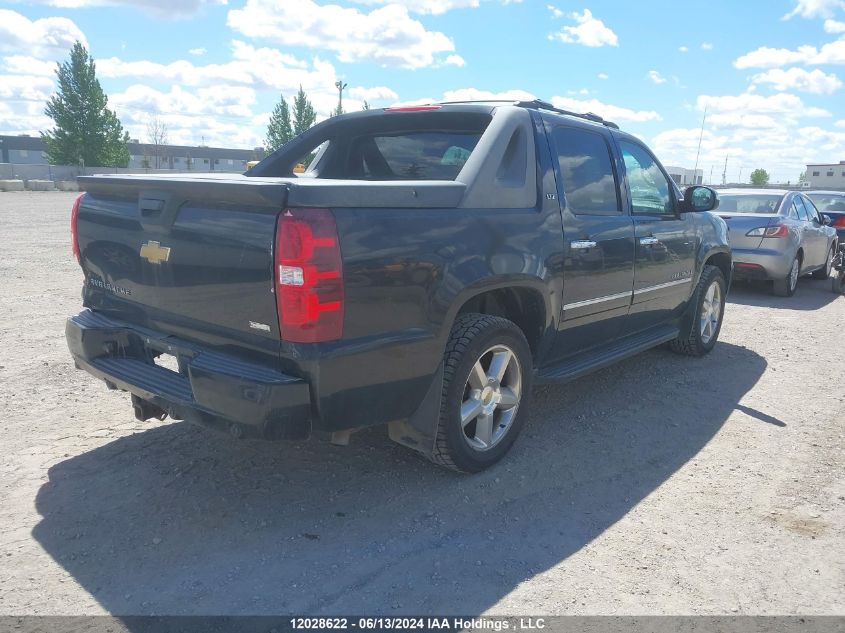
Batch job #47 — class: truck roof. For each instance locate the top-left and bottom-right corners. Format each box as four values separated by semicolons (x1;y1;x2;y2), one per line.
377;99;621;131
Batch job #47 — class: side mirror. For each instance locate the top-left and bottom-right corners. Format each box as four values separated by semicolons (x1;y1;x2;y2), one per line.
823;214;832;226
680;186;719;213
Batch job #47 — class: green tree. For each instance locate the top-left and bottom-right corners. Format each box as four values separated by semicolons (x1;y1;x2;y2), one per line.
750;168;770;186
42;42;130;167
292;85;316;137
265;92;293;152
798;170;807;183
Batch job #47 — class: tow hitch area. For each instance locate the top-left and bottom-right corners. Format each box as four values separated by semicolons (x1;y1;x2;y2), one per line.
131;394;167;422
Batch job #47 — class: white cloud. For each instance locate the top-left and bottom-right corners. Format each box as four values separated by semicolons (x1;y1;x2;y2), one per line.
443;54;466;67
441;88;536;102
548;9;618;47
226;0;459;68
824;18;845;32
547;4;564;18
348;86;399;102
734;45;817;68
350;0;521;14
751;67;842;94
25;0;226;17
697;91;830;119
647;70;666;84
836;119;845;127
659;91;838;181
550;96;660;122
94;41;327;92
3;55;58;77
783;0;845;19
597;72;608;79
735;37;845;68
679;46;689;53
188;47;207;56
0;75;57;136
0;10;87;60
701;42;713;50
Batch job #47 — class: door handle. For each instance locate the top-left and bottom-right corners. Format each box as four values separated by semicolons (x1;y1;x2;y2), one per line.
571;240;597;250
640;236;660;246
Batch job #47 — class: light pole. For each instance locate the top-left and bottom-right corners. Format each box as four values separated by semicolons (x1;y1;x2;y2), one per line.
335;80;348;116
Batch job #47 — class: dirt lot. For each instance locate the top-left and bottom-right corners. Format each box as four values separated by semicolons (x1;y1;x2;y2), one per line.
0;191;843;616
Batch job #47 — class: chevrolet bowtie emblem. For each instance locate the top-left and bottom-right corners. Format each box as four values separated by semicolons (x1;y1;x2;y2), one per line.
139;240;171;264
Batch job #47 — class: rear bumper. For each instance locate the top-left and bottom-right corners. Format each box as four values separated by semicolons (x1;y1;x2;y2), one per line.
66;310;311;439
731;246;793;280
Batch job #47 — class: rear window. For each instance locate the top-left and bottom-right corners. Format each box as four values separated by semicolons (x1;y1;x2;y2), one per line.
717;194;783;214
808;193;845;213
353;131;481;181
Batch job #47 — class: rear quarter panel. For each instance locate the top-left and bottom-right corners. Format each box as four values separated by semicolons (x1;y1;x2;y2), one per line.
307;203;563;431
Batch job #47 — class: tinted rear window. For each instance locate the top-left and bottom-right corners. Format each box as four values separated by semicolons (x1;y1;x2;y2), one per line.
717;194;783;214
353;131;482;181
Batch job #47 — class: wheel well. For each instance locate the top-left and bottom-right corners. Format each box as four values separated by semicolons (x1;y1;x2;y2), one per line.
705;252;731;283
456;287;546;355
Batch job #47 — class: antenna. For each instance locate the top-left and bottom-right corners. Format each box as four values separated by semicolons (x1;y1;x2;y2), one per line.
722;155;729;185
693;106;707;182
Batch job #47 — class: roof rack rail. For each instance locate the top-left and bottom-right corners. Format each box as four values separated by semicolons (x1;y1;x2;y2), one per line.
515;99;620;130
426;98;621;130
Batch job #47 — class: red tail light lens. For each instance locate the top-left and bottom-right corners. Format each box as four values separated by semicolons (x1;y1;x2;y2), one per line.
70;192;83;263
275;208;343;343
833;216;845;228
746;224;789;238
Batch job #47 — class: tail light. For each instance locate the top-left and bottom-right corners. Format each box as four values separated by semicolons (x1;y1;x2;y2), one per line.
70;192;84;263
832;216;845;228
275;208;343;343
746;224;789;238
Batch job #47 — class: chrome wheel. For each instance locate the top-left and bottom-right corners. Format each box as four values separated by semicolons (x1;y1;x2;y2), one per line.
824;248;834;276
699;280;722;345
789;258;800;291
460;344;522;452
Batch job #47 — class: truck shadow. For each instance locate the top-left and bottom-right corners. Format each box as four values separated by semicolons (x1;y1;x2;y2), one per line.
33;342;765;617
728;277;841;311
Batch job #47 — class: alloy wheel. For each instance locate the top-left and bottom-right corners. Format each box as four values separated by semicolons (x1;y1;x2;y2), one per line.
699;281;722;345
460;344;522;451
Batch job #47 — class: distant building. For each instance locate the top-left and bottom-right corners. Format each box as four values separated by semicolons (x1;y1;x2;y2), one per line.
805;161;845;189
0;135;265;172
0;135;45;164
665;166;704;186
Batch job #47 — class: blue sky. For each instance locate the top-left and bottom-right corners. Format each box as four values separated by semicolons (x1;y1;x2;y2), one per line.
1;0;844;182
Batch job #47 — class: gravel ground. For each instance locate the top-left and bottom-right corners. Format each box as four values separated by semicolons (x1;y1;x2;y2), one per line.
0;191;843;616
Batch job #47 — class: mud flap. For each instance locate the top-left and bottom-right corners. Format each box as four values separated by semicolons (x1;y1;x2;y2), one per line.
387;363;444;458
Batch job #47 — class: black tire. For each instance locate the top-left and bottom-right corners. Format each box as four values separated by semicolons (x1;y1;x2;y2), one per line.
833;272;845;295
812;245;835;280
430;313;533;473
669;265;727;357
773;254;801;297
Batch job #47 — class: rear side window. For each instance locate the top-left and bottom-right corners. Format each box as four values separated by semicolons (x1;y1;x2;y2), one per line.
551;126;620;215
352;131;481;181
800;196;820;222
792;198;810;221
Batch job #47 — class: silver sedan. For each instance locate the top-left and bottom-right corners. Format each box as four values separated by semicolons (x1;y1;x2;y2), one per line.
716;189;838;296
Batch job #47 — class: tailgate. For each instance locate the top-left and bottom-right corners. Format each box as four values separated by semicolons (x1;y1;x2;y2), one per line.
717;213;777;250
76;173;289;357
